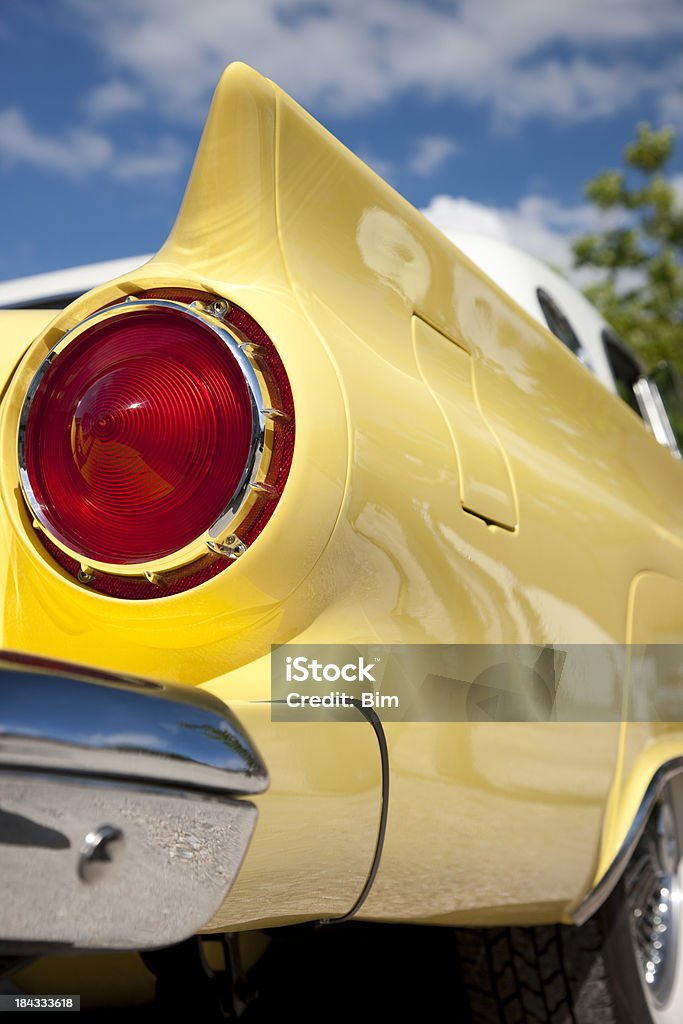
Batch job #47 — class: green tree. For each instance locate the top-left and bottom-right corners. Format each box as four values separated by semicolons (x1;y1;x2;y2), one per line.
572;122;683;375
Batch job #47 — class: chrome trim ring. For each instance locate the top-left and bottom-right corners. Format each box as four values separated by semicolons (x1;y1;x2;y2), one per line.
17;298;272;579
625;795;680;1009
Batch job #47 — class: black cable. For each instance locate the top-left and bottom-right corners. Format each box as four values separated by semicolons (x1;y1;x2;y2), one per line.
255;697;390;928
317;698;390;925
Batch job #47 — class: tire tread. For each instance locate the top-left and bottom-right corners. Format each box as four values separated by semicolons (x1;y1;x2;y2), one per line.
456;920;617;1024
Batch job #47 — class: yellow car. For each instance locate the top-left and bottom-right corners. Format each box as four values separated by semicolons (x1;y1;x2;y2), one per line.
1;63;683;1023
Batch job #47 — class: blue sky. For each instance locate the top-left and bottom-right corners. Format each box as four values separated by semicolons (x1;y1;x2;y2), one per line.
0;0;681;282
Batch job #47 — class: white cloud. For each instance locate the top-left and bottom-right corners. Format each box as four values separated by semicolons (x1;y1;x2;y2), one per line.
658;87;683;128
65;0;683;125
409;135;460;177
486;58;679;129
0;106;185;182
0;107;112;177
84;80;145;120
112;138;186;180
421;192;600;274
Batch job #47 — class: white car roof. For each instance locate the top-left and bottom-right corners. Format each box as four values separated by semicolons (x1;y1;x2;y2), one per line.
0;255;152;310
450;232;617;394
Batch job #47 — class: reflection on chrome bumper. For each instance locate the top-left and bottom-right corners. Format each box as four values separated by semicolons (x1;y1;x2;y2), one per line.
0;652;268;951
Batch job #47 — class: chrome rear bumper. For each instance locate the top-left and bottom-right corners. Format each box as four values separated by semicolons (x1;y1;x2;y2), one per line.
0;652;268;950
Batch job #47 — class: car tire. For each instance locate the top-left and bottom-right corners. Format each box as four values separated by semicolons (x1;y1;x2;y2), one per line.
456;918;619;1023
456;783;683;1024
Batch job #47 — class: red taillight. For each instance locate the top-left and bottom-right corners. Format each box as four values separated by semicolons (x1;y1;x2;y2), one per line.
24;308;254;563
18;295;294;598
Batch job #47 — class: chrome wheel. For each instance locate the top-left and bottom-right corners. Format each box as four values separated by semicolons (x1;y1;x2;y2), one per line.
624;788;683;1023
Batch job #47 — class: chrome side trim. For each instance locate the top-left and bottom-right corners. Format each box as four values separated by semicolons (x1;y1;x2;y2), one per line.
633;377;681;458
572;757;683;926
